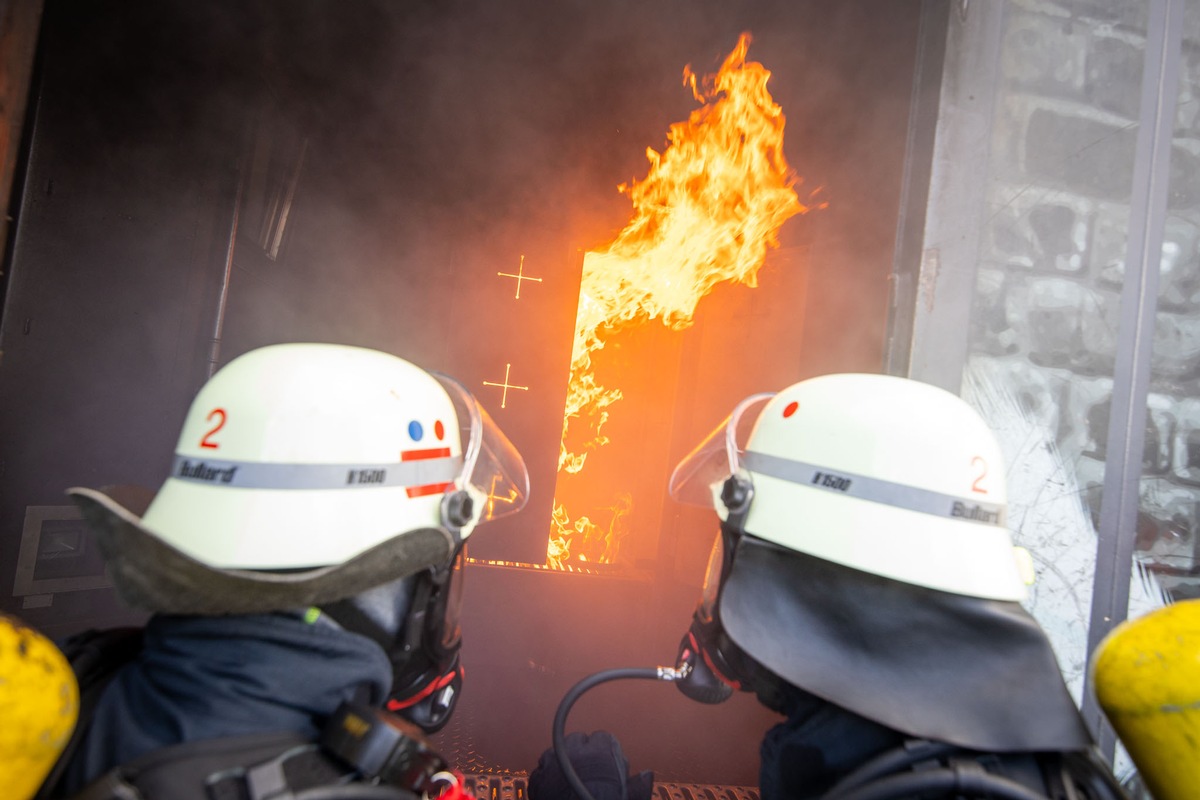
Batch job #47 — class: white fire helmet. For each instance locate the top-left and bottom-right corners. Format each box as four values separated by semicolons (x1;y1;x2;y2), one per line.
68;343;529;614
670;372;1028;602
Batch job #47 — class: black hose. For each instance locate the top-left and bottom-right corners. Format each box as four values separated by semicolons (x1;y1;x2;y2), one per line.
823;766;1051;800
552;667;668;800
821;739;963;796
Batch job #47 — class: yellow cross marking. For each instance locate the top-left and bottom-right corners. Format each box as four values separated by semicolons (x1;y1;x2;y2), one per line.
482;363;529;409
497;255;543;299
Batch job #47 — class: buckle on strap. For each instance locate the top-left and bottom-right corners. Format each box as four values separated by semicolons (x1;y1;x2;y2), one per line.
205;744;346;800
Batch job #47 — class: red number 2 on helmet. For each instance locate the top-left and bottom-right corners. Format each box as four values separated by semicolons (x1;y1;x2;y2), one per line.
200;408;226;449
971;456;988;494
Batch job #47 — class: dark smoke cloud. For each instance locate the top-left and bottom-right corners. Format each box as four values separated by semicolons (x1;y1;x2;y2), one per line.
10;0;923;783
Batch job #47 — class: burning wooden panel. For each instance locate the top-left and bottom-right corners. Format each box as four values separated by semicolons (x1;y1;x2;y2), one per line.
224;32;818;572
547;35;813;571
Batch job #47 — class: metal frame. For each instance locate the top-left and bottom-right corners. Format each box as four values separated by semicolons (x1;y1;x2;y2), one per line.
891;0;1186;761
1080;0;1184;754
885;0;1007;392
884;0;950;377
11;504;111;597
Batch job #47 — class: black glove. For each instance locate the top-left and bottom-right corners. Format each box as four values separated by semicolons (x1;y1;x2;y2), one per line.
528;731;654;800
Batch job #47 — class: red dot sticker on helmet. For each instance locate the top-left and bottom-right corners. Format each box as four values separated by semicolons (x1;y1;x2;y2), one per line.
782;401;799;418
435;420;445;440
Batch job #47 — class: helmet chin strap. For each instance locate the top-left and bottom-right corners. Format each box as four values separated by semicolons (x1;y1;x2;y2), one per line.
319;559;463;734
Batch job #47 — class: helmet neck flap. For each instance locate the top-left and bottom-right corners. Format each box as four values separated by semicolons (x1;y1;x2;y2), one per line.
714;534;1093;752
669;374;1091;753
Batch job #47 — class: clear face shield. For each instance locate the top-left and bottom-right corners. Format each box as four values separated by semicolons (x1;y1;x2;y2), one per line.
361;375;529;733
668;393;774;614
668;393;782;706
668;392;775;508
433;373;530;532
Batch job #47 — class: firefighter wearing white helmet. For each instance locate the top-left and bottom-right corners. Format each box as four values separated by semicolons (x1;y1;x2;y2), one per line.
38;343;529;799
661;373;1126;799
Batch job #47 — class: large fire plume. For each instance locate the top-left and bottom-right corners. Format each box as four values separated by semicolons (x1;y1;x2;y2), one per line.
549;33;810;568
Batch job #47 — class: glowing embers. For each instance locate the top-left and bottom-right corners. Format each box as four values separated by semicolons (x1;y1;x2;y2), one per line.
547;492;632;568
549;34;811;569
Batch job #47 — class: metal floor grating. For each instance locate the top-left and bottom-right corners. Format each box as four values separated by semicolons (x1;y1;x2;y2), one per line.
461;774;760;800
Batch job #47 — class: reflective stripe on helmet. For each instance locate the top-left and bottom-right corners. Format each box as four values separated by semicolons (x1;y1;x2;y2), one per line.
168;453;463;491
743;450;1006;527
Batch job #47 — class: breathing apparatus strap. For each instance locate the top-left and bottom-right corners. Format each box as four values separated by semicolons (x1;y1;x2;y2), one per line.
318;571;463;734
318;597;400;651
35;627;145;800
387;665;462;713
64;708;455;800
320;701;451;795
317;596;453;698
317;561;450;674
820;739;1130;800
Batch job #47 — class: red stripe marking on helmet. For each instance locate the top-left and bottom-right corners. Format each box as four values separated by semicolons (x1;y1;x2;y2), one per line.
406;481;454;498
402;447;452;461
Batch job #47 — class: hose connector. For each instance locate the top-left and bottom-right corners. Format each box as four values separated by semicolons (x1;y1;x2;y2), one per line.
656;664;691;681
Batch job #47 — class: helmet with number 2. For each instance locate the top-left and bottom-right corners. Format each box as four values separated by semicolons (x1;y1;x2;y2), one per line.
67;343;529;615
667;374;1093;754
672;372;1026;602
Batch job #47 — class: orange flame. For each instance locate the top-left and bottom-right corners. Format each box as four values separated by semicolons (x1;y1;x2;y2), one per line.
548;493;632;566
550;33;809;567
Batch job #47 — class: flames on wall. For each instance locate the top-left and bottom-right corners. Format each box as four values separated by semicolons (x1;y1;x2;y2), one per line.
546;34;813;569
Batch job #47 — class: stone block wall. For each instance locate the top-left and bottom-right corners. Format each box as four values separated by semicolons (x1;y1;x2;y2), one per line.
966;0;1200;602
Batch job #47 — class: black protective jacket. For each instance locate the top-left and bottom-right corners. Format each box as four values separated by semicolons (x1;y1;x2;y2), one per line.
758;687;1127;800
759;689;905;799
45;611;392;798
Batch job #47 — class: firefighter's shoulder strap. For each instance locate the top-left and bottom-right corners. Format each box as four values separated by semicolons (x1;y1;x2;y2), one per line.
32;627;351;800
35;626;146;800
67;731;367;800
819;738;1131;800
58;701;450;800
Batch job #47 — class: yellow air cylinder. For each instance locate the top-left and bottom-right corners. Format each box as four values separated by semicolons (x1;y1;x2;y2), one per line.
1091;599;1200;800
0;613;79;800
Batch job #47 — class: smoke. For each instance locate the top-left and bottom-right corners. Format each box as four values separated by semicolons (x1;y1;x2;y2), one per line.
12;0;933;779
